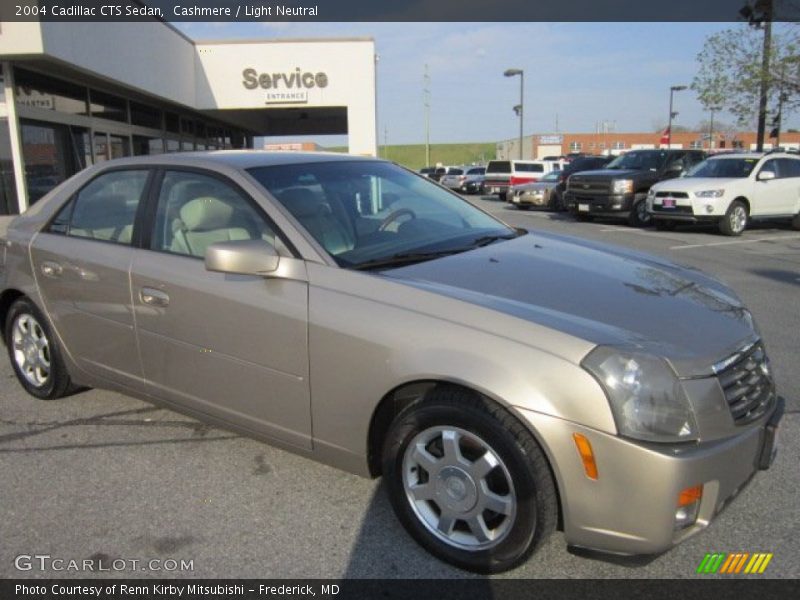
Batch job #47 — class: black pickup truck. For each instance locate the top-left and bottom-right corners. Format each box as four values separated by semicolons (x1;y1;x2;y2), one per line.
564;149;706;226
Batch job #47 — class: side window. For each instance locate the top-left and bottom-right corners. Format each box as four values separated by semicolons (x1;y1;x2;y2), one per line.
66;170;149;245
758;159;779;179
777;158;800;178
152;170;279;259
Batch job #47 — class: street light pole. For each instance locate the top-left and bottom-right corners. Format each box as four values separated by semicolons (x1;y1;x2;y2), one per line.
667;85;687;148
505;68;524;159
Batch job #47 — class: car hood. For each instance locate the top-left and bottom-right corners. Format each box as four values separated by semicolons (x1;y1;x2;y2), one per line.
515;181;556;192
652;177;743;191
384;232;757;376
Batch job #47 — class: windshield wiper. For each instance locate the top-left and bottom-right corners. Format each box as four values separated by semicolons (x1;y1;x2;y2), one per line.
352;248;468;271
352;233;519;271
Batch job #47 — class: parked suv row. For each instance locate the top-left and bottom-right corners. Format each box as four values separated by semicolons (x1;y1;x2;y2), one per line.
564;149;707;226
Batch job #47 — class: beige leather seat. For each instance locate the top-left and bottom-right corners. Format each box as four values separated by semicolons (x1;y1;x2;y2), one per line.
70;193;134;244
170;196;250;257
278;187;354;255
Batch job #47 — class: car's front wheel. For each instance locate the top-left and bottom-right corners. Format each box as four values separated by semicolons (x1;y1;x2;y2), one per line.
720;200;748;236
5;297;74;400
382;387;557;573
628;198;651;227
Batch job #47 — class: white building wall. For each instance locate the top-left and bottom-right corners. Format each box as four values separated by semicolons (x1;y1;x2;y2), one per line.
194;39;377;156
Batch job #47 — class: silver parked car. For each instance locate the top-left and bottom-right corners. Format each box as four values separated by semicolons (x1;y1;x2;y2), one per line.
440;166;486;193
0;152;783;573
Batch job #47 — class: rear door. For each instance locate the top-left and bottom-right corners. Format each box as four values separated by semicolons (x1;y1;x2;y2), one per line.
130;168;311;449
29;168;151;391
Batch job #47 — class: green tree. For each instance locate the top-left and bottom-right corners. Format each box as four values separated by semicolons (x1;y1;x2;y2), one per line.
692;24;799;129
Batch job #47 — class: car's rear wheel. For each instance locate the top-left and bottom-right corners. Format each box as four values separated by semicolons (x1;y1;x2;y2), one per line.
5;297;73;400
382;387;557;573
719;200;748;236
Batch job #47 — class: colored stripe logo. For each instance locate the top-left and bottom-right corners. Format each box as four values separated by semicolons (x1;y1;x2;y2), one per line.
696;552;773;574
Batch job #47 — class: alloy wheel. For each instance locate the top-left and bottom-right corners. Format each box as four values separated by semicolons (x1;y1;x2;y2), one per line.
11;313;51;388
402;426;517;551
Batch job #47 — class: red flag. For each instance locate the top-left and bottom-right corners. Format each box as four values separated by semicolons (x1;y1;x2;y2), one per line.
659;127;670;145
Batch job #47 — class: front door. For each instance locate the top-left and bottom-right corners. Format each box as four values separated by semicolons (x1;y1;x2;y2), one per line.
130;169;311;449
29;168;150;391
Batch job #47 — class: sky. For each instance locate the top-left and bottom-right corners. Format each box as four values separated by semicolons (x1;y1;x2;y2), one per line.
175;21;799;146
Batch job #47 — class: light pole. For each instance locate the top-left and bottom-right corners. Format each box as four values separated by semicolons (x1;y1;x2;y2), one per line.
504;68;524;159
667;85;687;148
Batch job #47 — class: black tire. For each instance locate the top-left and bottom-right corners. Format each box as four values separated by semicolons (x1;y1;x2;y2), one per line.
654;220;677;231
498;192;507;202
719;200;748;236
791;213;800;231
549;190;563;212
4;297;73;400
382;386;558;573
627;198;651;227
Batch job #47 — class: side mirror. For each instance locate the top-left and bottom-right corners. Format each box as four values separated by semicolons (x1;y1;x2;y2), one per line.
205;239;280;276
757;170;776;181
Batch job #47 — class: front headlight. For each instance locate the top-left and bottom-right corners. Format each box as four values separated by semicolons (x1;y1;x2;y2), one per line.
613;179;634;194
694;189;725;198
582;346;698;443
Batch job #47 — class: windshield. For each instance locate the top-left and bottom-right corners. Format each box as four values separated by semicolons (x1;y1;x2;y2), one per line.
248;160;516;270
685;157;758;178
540;171;561;182
606;151;667;171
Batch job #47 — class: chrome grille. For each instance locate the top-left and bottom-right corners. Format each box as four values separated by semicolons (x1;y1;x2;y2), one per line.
567;177;611;194
716;343;774;425
655;191;689;198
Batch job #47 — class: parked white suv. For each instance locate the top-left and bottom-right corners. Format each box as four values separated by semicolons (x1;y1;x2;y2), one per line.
646;151;800;235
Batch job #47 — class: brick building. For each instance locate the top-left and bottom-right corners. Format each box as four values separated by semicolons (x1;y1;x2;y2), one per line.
497;131;800;160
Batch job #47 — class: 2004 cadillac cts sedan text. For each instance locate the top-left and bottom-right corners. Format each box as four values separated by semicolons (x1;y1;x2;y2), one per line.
0;152;784;573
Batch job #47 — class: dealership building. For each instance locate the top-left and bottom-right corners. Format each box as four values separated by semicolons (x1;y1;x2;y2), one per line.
0;18;377;215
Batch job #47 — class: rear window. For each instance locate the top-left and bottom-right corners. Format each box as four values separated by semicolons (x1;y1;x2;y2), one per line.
467;167;485;175
447;168;464;175
486;161;511;174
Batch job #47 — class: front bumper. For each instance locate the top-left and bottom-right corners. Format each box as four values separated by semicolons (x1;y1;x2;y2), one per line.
647;196;728;223
510;190;548;207
564;192;637;215
516;397;784;555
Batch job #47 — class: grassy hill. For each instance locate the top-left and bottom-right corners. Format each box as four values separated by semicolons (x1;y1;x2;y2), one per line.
328;142;496;170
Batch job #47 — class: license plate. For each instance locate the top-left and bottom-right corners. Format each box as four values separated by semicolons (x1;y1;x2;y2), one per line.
662;198;676;208
578;203;589;212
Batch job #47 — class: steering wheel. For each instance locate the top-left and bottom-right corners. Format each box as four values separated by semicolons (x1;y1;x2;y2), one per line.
378;208;417;232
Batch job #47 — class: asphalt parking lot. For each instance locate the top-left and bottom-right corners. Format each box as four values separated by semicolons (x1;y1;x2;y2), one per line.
1;199;798;580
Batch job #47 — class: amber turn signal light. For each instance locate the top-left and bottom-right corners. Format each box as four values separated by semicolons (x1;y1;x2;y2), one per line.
678;484;703;506
572;433;598;480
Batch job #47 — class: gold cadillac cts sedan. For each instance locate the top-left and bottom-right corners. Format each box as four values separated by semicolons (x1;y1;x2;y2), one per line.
0;152;783;573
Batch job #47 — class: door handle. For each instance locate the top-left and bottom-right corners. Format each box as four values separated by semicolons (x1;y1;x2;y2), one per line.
40;261;63;278
140;287;170;307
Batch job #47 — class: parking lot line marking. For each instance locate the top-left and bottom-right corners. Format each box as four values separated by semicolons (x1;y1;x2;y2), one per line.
670;234;800;250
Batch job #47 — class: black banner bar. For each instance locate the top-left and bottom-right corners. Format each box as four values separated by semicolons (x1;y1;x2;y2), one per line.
2;580;800;600
1;0;799;22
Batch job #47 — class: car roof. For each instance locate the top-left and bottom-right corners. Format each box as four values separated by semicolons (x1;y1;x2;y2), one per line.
707;152;764;159
92;150;378;171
